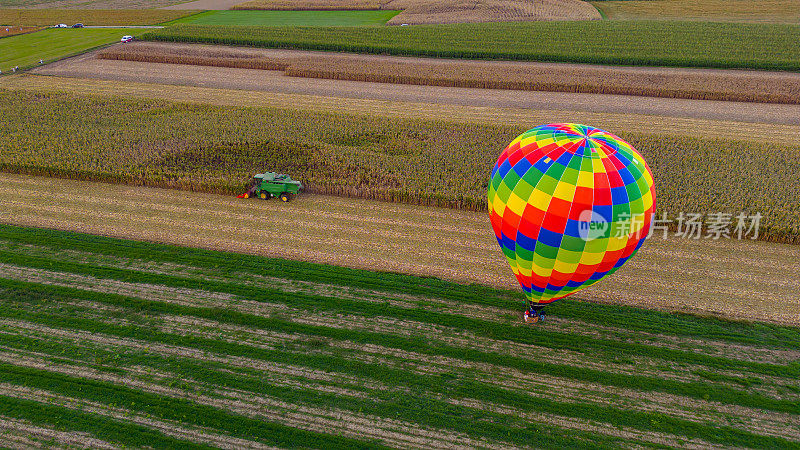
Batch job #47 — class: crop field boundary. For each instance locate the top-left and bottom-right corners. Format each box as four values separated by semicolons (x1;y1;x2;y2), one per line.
2;85;799;243
5;73;799;147
96;42;800;105
30;53;800;128
0;173;798;325
228;0;601;24
142;21;800;71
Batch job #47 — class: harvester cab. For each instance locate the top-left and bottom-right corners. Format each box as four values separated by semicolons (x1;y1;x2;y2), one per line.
238;172;303;202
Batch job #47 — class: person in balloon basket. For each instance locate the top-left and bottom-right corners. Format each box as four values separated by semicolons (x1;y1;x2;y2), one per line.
524;301;546;323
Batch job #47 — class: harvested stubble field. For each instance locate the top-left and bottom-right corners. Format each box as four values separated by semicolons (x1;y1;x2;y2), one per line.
143;21;800;71
591;0;800;24
31;53;800;127
7;73;800;148
0;223;798;447
1;173;799;326
1;88;799;243
0;9;197;26
98;42;800;104
231;0;601;24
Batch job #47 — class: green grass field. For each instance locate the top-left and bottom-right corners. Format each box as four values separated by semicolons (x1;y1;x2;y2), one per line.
0;28;148;73
0;223;797;447
144;20;800;71
170;10;401;27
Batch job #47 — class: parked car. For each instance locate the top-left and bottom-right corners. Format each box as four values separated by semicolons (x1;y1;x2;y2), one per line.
55;23;68;28
120;35;134;43
72;23;84;28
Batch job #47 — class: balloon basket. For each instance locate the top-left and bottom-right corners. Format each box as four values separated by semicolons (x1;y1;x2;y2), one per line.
523;308;546;324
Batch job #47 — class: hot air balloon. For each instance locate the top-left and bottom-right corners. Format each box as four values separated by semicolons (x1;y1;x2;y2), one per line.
488;124;655;323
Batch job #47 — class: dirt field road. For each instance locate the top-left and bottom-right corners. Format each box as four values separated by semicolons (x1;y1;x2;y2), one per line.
33;52;800;126
1;173;797;325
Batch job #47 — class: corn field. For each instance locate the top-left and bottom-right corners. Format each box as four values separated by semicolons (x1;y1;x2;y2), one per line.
1;89;798;243
143;21;800;71
99;42;800;104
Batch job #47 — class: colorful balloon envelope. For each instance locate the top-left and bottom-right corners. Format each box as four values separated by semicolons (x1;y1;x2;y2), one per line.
488;123;656;306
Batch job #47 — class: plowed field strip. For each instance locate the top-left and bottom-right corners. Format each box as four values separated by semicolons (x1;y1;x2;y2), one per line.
97;42;800;105
6;74;799;145
30;53;800;126
1;173;798;325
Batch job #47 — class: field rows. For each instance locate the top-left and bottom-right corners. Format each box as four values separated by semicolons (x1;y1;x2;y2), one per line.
591;0;800;24
32;53;800;127
143;21;800;71
1;87;799;242
0;173;798;326
6;73;800;147
97;42;800;104
0;224;798;447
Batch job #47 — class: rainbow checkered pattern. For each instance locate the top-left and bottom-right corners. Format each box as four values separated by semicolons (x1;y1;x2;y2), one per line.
488;124;656;305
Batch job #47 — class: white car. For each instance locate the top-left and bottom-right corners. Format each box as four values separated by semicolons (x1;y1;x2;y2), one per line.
120;35;134;43
55;23;68;28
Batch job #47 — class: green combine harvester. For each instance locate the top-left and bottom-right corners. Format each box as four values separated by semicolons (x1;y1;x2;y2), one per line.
237;172;303;202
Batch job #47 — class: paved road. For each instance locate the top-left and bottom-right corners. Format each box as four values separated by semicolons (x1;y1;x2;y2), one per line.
35;51;800;126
